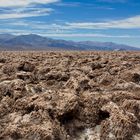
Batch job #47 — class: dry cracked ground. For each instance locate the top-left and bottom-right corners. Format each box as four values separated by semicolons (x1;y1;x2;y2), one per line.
0;51;140;140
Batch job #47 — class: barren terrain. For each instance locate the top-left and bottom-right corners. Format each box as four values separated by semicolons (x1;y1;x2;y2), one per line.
0;51;140;140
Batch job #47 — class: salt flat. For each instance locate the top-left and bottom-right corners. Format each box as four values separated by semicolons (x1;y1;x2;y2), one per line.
0;51;140;140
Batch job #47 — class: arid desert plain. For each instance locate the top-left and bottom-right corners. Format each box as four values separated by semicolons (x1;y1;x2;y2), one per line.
0;51;140;140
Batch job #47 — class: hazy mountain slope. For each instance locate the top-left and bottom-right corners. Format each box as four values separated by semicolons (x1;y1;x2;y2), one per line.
0;34;84;50
0;34;139;51
0;34;15;42
78;41;140;51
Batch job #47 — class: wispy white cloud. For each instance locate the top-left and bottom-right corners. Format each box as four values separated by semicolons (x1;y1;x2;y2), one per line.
66;15;140;29
41;33;140;38
1;27;140;39
0;8;53;19
0;0;60;7
0;29;29;34
0;7;53;19
19;15;140;29
0;0;59;19
2;15;140;30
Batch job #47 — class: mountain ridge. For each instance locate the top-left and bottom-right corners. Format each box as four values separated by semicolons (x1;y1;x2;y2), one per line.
0;34;139;51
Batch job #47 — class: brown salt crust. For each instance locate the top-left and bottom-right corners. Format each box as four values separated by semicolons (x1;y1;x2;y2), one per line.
0;51;140;140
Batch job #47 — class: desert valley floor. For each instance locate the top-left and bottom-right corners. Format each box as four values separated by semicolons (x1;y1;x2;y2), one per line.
0;51;140;140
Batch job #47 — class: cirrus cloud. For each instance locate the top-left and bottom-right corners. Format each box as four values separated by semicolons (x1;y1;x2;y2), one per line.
0;0;59;19
0;7;53;19
0;0;60;7
66;15;140;29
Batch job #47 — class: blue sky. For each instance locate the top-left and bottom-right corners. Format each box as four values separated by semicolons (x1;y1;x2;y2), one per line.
0;0;140;47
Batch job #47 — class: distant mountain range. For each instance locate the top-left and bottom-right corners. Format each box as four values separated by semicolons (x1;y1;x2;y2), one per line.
0;34;139;51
